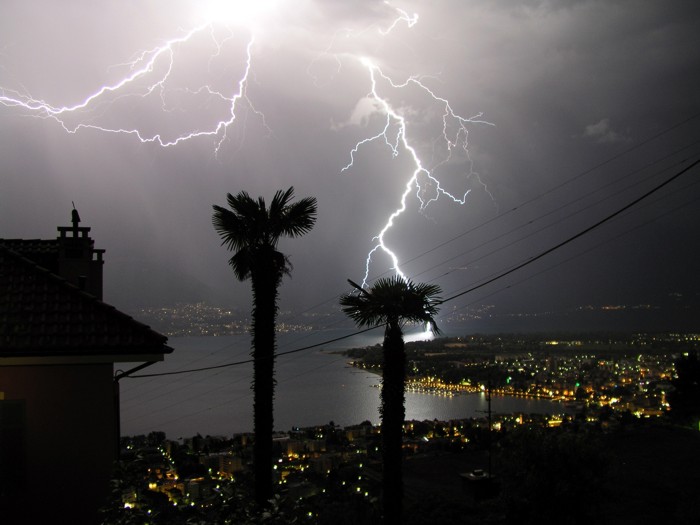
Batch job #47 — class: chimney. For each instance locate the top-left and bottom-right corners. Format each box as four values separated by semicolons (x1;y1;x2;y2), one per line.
56;206;105;300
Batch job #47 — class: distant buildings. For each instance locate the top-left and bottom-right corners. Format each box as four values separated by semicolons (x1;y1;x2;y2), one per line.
0;211;172;524
135;302;316;337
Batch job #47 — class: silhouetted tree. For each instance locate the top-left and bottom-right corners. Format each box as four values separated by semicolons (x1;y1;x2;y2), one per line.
146;431;166;446
495;428;610;525
213;187;317;505
574;386;588;401
669;351;700;426
340;277;441;525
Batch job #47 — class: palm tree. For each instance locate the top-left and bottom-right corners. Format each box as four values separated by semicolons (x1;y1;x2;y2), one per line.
212;187;317;505
340;277;442;525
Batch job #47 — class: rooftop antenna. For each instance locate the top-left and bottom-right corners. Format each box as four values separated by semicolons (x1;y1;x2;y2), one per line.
71;201;81;229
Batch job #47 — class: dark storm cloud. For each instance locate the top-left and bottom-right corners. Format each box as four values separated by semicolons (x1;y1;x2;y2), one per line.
1;1;699;330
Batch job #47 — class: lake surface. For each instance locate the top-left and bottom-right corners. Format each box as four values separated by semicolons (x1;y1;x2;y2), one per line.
119;329;567;438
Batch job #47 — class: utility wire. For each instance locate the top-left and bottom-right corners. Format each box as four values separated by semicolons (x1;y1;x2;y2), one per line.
124;175;700;425
123;117;700;384
122;348;356;427
414;151;696;285
444;179;700;316
362;113;700;283
438;156;700;305
127;325;381;378
124;156;699;380
242;114;700;324
118;120;700;434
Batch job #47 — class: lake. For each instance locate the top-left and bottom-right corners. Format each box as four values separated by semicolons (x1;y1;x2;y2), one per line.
118;329;567;438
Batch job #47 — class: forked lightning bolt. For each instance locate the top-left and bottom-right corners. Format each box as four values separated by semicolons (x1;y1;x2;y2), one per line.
0;2;492;291
0;22;263;151
342;58;493;287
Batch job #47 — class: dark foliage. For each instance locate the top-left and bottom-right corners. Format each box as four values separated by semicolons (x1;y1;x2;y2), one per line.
495;427;610;525
212;187;317;506
340;277;442;525
669;351;700;425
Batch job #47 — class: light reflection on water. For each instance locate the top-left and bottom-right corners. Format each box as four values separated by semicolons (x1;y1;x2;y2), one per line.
119;332;566;438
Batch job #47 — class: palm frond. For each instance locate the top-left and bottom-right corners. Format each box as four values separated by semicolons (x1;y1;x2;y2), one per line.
213;187;317;281
279;196;317;238
229;249;252;281
212;204;247;251
269;187;295;219
339;275;442;332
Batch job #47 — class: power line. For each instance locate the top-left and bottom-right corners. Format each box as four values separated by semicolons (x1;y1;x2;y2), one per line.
118;340;251;402
122;347;356;428
120;162;700;432
438;156;700;305
361;113;700;283
444;178;700;317
120;115;700;386
245;113;700;325
124;156;698;381
118;122;700;436
126;325;381;378
412;149;698;285
125;173;700;428
153;118;700;375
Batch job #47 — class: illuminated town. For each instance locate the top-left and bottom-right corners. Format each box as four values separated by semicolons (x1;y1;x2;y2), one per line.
136;302;315;337
346;332;699;420
105;328;700;523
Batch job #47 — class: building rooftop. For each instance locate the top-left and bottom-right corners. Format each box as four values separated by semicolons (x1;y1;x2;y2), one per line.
0;241;172;360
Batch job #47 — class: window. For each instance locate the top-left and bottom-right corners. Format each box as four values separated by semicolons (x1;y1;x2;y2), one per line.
0;400;26;497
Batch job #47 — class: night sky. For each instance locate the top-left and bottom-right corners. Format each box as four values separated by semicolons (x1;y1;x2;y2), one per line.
2;1;700;332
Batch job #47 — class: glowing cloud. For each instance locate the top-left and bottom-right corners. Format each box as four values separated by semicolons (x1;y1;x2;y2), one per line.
0;2;491;288
341;59;493;286
199;0;284;29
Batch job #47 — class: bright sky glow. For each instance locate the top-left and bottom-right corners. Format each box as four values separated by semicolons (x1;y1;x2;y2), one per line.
0;1;491;289
199;0;283;29
404;325;435;343
1;1;698;328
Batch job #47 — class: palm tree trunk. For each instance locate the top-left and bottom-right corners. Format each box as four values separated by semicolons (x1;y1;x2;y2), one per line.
250;268;279;506
381;322;405;525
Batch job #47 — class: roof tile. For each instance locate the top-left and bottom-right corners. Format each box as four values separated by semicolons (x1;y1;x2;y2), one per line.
0;244;171;358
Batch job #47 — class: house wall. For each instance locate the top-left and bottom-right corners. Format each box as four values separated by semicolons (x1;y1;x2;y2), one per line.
0;363;115;524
